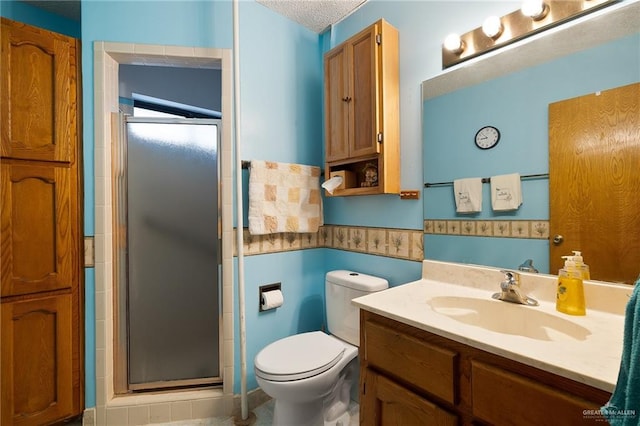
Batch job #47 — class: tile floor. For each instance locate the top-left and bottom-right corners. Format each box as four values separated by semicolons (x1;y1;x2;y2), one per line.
164;399;359;426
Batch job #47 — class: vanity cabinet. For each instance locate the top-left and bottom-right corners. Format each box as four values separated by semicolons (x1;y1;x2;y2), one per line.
360;310;610;425
323;19;400;196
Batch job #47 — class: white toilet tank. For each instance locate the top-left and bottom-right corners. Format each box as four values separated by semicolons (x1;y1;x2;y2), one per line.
325;270;388;346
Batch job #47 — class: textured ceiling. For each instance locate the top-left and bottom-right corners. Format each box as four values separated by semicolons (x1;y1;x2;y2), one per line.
20;0;367;33
256;0;367;33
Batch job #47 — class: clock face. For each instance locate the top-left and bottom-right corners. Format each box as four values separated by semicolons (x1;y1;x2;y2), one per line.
475;126;500;149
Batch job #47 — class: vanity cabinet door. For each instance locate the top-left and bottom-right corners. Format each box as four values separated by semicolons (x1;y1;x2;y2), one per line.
363;317;458;404
471;361;606;425
362;369;457;426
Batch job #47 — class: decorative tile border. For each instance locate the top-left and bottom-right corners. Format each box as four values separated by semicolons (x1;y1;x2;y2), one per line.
424;219;550;239
235;225;424;261
84;236;95;267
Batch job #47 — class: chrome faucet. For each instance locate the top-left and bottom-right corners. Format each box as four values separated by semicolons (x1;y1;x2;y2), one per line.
518;258;539;273
492;270;539;306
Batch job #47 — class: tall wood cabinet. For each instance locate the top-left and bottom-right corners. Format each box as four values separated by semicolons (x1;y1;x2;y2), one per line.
1;18;83;425
324;19;400;196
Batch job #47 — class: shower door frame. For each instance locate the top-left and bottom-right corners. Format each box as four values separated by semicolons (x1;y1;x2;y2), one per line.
112;114;223;393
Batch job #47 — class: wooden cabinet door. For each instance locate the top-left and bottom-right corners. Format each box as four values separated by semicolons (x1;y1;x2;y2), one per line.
325;24;381;162
1;294;74;425
324;45;350;162
471;361;605;425
0;18;76;163
349;25;380;159
361;369;457;426
1;161;73;297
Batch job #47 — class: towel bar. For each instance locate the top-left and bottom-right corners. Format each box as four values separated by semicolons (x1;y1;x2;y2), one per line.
241;160;325;176
424;173;548;188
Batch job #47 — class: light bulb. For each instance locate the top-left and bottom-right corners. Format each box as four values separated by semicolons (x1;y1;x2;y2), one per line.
444;33;464;54
482;16;503;39
521;0;548;20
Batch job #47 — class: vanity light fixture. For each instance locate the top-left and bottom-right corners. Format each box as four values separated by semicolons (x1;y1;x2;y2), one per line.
482;16;503;39
442;0;616;69
521;0;549;21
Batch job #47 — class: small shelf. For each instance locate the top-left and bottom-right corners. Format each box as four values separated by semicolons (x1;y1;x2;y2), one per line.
325;157;383;196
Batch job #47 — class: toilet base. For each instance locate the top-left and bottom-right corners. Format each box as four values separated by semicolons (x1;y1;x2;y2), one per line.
324;410;351;426
273;399;324;426
272;400;353;426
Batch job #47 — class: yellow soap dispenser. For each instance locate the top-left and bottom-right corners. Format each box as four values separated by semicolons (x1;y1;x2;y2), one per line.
556;253;586;316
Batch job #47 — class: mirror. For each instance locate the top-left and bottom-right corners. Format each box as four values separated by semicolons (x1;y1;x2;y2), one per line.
421;1;640;281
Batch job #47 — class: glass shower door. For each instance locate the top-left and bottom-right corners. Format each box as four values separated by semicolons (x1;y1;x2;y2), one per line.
124;117;221;389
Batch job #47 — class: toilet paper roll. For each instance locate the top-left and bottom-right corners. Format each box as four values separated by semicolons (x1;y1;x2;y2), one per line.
321;176;343;195
261;289;284;311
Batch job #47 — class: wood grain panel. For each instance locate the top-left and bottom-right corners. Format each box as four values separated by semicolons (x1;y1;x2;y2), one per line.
350;25;378;158
0;18;83;424
324;46;350;162
471;361;604;425
363;369;457;426
377;20;400;194
0;18;75;163
364;318;458;404
1;161;72;296
549;82;640;283
1;294;74;425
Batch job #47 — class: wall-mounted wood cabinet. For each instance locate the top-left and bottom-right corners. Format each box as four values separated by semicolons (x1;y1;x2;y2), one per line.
360;310;610;425
324;19;400;196
0;18;83;425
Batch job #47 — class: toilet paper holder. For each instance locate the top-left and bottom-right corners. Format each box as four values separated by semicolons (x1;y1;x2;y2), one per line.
259;282;282;312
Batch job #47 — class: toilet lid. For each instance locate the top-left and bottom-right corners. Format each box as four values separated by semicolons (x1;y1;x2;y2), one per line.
254;331;345;381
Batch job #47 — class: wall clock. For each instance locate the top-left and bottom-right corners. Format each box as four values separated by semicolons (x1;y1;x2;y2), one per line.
475;125;500;149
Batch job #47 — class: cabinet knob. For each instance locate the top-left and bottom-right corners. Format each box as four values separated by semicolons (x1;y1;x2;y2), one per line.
342;96;352;102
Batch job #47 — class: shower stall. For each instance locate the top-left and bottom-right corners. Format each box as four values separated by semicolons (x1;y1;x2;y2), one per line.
113;116;222;391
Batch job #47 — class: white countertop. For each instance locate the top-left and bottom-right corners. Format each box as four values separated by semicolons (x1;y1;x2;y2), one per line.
352;260;630;392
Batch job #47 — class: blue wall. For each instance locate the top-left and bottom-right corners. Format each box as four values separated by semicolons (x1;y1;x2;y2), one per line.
319;1;516;282
423;33;640;272
7;0;638;410
0;0;80;37
238;250;327;391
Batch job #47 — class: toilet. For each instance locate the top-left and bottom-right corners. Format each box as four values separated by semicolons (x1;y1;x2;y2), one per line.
254;270;388;426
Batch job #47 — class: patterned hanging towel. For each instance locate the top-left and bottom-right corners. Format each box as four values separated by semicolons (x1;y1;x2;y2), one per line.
248;160;323;235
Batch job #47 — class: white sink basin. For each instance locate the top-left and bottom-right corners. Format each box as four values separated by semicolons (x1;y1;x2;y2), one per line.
428;296;591;341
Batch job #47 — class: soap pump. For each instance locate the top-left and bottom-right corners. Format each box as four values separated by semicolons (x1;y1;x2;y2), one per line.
556;252;586;316
570;250;590;280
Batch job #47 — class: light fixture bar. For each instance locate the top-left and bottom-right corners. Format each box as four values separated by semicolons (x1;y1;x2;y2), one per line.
442;0;617;69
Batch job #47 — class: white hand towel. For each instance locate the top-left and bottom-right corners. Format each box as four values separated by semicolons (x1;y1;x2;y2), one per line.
491;173;522;211
453;177;483;213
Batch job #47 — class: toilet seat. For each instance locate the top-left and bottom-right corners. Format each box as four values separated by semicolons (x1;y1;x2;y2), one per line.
255;331;346;382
